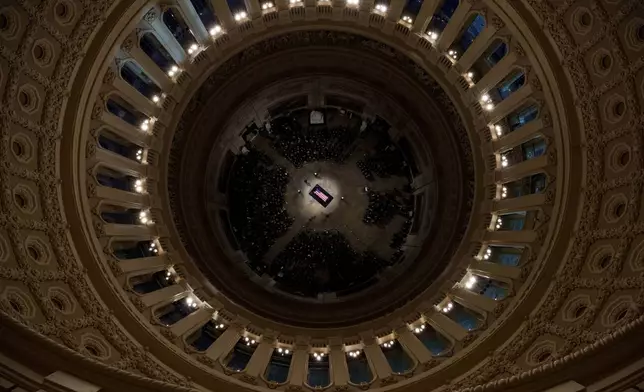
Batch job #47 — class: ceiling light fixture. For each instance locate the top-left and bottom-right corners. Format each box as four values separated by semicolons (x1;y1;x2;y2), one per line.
210;25;222;36
234;11;247;21
187;43;199;55
167;65;180;78
375;3;388;13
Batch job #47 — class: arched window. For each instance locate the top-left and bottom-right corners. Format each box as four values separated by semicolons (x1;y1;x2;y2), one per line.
98;130;143;161
482;245;524;266
112;240;158;260
120;61;162;100
347;350;372;384
443;301;483;331
425;0;459;34
494;211;527;231
415;325;450;355
265;348;292;383
381;340;414;374
100;205;142;225
521;136;547;160
495;69;526;100
450;13;486;55
500;136;546;167
502;173;547;198
155;297;198;326
468;39;508;82
498;103;539;133
465;274;510;300
190;0;219;29
401;0;425;20
140;33;176;71
187;321;227;351
227;0;248;14
163;8;196;49
225;337;258;371
130;270;174;294
96;166;137;192
307;352;330;388
106;96;148;127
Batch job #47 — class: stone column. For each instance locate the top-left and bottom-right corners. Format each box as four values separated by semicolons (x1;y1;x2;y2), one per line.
469;260;521;279
120;255;168;273
141;282;187;308
427;313;468;341
362;340;391;379
206;325;242;361
287;345;310;386
104;223;151;238
496;193;546;211
329;342;349;385
177;0;211;44
451;287;497;313
488;85;534;124
411;0;440;33
395;327;433;364
492;119;545;152
210;0;236;30
497;155;548;183
170;307;213;336
95;149;149;177
436;1;473;52
99;112;145;141
96;187;147;207
147;12;187;64
472;51;519;95
125;42;174;91
111;77;158;117
103;223;152;237
246;0;263;19
457;24;499;72
386;0;405;23
245;337;275;377
485;229;537;244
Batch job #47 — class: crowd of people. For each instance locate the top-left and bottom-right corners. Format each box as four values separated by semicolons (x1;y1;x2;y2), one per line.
265;116;358;167
363;190;413;227
228;148;294;264
225;110;418;297
357;146;411;180
269;230;391;297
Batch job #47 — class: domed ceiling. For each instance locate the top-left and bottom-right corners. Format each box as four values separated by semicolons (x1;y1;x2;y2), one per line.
167;30;475;327
0;0;643;392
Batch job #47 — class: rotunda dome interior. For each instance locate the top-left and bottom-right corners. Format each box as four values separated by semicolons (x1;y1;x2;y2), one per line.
0;0;643;392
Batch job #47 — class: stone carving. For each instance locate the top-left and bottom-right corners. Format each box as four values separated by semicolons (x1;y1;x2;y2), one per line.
122;36;135;52
4;0;641;390
490;14;505;30
379;376;398;387
240;374;258;385
144;8;158;23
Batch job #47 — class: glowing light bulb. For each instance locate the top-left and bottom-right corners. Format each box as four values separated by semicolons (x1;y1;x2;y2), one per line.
375;3;387;12
210;25;222;36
